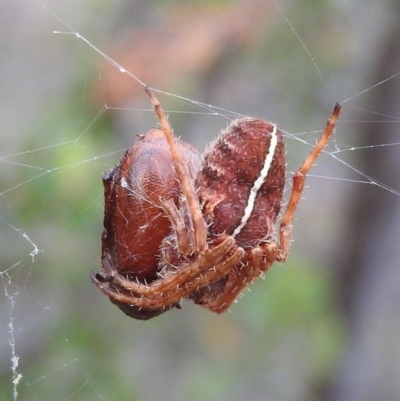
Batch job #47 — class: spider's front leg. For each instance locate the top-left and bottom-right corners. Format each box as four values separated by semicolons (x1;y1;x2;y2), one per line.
277;103;341;261
146;87;208;255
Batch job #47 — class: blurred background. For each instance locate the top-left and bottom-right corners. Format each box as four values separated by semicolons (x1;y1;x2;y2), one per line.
1;0;399;400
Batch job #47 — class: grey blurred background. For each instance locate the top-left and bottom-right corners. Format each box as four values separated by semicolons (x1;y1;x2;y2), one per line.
1;0;399;400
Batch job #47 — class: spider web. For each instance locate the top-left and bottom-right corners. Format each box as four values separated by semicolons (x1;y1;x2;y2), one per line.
1;1;400;400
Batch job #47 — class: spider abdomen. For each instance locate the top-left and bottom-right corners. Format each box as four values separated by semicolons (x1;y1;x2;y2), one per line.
102;128;200;281
196;118;285;247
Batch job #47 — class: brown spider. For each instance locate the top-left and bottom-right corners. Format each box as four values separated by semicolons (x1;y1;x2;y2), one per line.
91;87;341;320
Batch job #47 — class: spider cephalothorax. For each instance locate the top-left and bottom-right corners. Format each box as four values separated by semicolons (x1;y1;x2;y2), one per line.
91;87;341;320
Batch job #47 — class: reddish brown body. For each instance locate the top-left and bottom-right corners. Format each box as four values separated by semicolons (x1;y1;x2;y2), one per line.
187;119;286;309
91;88;340;321
197;118;285;247
100;119;285;318
101;129;200;319
102;129;200;281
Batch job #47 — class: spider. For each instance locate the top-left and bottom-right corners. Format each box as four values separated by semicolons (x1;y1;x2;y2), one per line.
91;87;341;320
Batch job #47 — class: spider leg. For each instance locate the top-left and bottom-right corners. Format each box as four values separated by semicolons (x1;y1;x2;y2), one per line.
90;238;244;309
145;87;207;254
106;235;237;296
161;198;192;256
194;241;279;313
277;103;341;261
